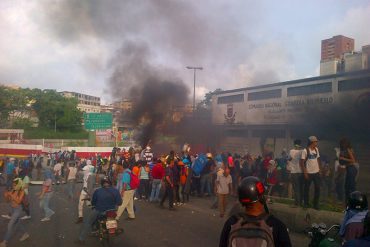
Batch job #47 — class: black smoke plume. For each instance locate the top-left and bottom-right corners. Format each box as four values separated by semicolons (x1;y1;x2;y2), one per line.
129;78;189;148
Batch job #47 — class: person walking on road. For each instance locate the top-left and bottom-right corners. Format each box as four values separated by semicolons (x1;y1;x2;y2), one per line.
160;160;176;210
116;162;136;220
216;167;232;217
76;160;94;224
300;136;322;210
66;162;78;200
0;178;30;247
38;169;55;222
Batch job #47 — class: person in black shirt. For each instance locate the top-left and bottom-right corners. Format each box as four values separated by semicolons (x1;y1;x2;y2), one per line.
219;176;291;247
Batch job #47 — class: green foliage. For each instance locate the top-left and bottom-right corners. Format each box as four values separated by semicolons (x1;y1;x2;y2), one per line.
11;117;34;129
0;86;83;131
197;88;222;110
24;128;88;139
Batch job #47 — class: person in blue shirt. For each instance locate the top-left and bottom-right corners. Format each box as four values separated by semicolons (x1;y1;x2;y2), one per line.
5;158;16;190
76;177;122;244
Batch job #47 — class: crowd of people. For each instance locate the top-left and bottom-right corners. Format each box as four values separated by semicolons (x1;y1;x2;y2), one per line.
0;135;367;246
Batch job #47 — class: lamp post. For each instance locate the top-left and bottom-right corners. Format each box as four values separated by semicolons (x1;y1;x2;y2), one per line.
186;66;203;113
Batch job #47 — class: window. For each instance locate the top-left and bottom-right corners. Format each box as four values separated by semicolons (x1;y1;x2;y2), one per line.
287;82;332;96
338;77;370;92
247;89;281;101
217;94;244;104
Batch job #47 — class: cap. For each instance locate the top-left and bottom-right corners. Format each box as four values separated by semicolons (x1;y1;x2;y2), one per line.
308;136;318;142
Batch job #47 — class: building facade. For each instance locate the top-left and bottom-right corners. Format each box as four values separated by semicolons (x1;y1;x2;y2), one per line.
321;35;354;61
61;91;101;113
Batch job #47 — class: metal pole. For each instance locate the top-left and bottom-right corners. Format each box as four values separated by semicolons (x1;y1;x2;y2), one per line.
193;69;196;112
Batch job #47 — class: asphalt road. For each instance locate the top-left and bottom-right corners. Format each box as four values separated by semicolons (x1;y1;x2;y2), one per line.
0;182;310;247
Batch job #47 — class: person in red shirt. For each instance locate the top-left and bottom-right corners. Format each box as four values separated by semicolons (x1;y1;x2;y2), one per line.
149;159;165;202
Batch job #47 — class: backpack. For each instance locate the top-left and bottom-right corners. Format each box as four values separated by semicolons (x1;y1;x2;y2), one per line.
228;213;274;247
127;170;139;190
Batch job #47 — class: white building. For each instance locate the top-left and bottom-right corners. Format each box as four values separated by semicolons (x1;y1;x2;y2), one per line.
61;91;101;113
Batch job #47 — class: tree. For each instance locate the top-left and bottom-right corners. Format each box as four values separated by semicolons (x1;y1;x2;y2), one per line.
197;88;222;110
32;89;83;131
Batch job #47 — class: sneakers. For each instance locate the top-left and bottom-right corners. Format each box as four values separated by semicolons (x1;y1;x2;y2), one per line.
19;233;30;242
40;217;50;222
20;215;31;220
75;217;83;224
1;214;11;220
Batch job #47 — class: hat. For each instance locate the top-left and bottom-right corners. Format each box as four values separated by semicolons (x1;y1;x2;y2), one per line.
308;136;318;142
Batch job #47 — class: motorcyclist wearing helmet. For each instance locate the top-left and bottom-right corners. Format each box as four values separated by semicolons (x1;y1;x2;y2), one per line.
340;191;369;242
76;177;122;244
219;176;291;247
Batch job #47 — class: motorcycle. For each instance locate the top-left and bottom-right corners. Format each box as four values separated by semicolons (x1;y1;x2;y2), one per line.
91;209;123;247
307;223;342;247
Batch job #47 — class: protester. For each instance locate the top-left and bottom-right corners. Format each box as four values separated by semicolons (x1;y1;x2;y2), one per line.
150;159;165;203
200;153;214;197
216;167;232;217
339;138;358;202
66;162;78;200
38;169;55;222
19;170;31;220
219;176;292;247
116;162;136;220
340;191;368;242
139;161;150;200
0;178;30;247
160;159;176;210
75;177;122;245
76;160;94;224
288;139;304;207
300;136;322;210
5;158;15;191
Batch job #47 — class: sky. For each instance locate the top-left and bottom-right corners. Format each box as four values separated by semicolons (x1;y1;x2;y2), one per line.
0;0;370;104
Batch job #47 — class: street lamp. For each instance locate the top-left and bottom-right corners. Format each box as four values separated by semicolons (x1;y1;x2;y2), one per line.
186;66;203;112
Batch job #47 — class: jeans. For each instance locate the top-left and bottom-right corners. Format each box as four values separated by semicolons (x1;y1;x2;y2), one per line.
40;192;55;218
67;179;76;199
139;179;150;199
79;209;99;241
4;206;26;242
150;179;162;202
160;184;174;208
304;173;321;209
335;172;345;202
345;165;357;201
291;173;304;206
200;173;212;196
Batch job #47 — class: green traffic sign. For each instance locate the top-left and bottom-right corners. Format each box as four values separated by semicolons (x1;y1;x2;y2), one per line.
83;113;113;130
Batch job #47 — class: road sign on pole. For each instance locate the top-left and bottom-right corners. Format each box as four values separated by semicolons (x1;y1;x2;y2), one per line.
83;113;113;130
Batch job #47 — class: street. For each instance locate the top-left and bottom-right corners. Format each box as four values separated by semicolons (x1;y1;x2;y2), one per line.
0;182;309;247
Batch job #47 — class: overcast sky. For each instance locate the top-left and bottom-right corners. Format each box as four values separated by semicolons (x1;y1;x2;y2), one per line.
1;0;370;104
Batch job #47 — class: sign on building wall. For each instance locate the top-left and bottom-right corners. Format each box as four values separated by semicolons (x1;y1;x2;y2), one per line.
212;73;370;126
83;113;113;130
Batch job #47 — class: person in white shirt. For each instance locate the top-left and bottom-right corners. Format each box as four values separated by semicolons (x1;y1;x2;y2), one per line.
66;162;78;200
288;139;304;207
300;136;322;210
75;160;94;224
